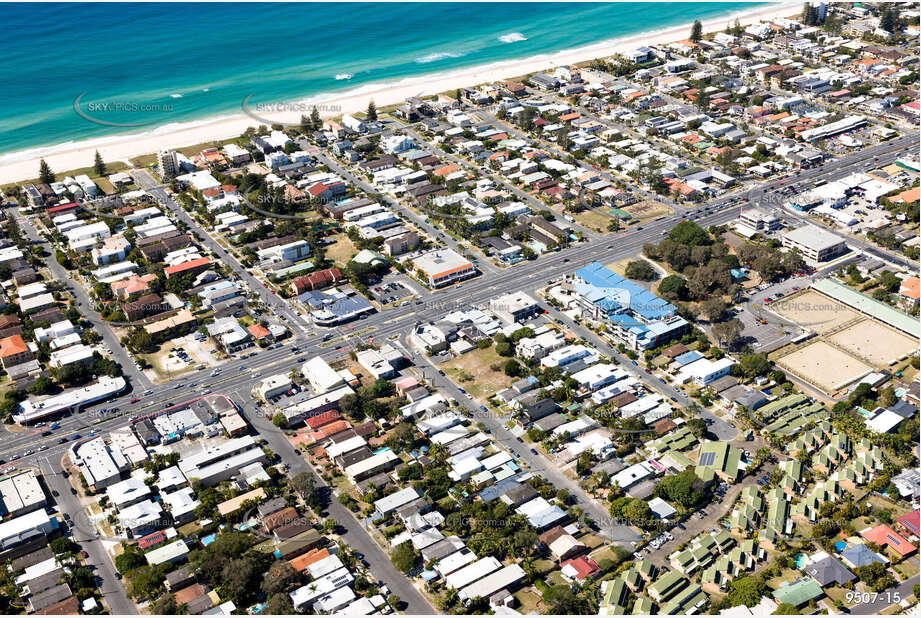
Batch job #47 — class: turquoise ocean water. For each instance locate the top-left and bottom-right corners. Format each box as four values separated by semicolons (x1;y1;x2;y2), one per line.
0;2;764;156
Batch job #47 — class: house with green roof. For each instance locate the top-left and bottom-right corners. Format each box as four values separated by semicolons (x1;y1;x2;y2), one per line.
760;394;827;435
793;479;842;523
631;597;654;615
670;530;738;577
695;441;743;483
700;566;724;592
660;450;695;471
836;445;884;491
647;570;687;602
772;577;824;608
759;489;793;550
670;549;697;575
657;581;705;615
620;568;643;592
647;426;698;457
730;486;764;533
635;558;657;582
812;433;851;474
599;578;630;615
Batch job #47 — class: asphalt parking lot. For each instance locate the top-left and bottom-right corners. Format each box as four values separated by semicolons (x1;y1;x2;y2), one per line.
369;276;416;305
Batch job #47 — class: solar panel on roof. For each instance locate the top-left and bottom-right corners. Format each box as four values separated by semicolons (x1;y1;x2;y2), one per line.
700;452;716;467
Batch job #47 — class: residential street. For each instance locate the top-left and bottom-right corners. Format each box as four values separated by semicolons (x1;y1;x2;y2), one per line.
13;210;150;389
40;457;137;615
237;391;437;615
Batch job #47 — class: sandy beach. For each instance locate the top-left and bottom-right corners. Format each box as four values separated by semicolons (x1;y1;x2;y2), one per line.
0;1;800;185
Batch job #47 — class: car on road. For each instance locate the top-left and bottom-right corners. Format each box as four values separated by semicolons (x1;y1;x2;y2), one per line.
530;448;538;455
130;397;140;403
50;424;60;430
57;438;67;444
71;435;81;440
24;450;34;456
51;490;59;497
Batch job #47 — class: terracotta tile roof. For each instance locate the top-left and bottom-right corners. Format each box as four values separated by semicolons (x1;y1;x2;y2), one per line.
0;335;29;358
289;548;330;572
247;324;271;339
164;257;210;276
899;277;920;300
861;524;917;556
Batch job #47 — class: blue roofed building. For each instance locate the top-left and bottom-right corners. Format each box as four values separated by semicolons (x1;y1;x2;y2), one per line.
571;263;689;350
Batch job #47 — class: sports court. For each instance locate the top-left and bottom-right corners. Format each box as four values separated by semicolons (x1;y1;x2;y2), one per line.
827;319;919;367
770;290;861;334
775;340;873;393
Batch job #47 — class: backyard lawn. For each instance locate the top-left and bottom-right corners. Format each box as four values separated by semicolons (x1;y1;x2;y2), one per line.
513;589;543;614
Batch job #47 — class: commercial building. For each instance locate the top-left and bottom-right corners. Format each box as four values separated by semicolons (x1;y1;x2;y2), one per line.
355;348;396;379
489;291;541;324
15;376;126;424
781;226;847;263
571;263;689;350
412;249;476;287
282;386;354;427
0;509;57;560
0;471;46;518
178;436;268;486
72;437;131;489
799;115;866;142
301;357;346;393
257;374;294;401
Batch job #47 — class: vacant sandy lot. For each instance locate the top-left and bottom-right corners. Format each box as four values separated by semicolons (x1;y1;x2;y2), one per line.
441;346;519;401
771;290;861;334
776;340;873;392
623;199;673;222
828;319;919;367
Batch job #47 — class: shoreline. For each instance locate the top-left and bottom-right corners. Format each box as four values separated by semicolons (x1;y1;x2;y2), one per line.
0;1;799;185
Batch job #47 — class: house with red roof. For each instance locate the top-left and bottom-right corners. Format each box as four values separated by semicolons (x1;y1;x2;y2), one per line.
164;257;210;279
899;277;920;310
861;524;917;558
45;202;79;216
304;409;341;430
561;556;601;582
897;511;920;539
247;324;273;343
291;267;344;294
0;334;34;369
137;530;168;550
